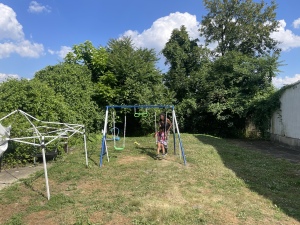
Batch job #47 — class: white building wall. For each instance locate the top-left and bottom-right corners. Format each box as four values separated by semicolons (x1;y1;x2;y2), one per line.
270;81;300;148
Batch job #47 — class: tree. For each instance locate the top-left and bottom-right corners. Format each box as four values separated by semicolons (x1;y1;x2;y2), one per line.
0;78;73;122
196;0;282;137
106;37;169;106
34;63;102;132
64;38;171;134
162;26;211;132
105;37;173;135
162;26;211;102
65;40;109;82
0;78;75;165
200;0;280;57
204;51;279;136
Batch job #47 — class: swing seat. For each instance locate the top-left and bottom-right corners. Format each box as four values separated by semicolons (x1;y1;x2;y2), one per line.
107;136;120;141
114;146;125;151
114;136;120;141
107;127;120;141
134;112;148;118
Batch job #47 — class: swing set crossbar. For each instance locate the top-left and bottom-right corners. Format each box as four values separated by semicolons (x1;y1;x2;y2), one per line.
107;105;174;109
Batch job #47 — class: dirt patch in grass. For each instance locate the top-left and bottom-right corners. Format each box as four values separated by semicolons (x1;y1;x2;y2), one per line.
76;180;113;196
0;185;32;222
88;211;104;224
0;203;24;222
89;211;132;225
117;156;148;164
23;210;57;225
208;207;240;224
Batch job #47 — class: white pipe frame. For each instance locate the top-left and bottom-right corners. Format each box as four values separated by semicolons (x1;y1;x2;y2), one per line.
0;109;89;200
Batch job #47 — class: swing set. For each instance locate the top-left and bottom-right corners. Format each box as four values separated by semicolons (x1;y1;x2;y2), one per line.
100;105;186;167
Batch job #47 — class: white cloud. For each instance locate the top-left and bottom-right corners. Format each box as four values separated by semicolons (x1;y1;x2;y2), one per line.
0;39;44;59
272;74;300;88
293;18;300;29
0;3;24;40
28;1;51;14
0;3;44;59
48;46;72;59
0;73;20;82
271;20;300;51
122;12;201;53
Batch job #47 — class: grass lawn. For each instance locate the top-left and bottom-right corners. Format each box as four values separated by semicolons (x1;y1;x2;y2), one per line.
0;134;299;225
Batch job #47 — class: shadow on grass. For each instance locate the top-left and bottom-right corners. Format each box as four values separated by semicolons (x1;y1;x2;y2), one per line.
23;171;47;199
135;146;157;159
194;134;300;222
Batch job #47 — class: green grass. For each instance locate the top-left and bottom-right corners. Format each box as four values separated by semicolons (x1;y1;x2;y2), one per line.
0;134;299;225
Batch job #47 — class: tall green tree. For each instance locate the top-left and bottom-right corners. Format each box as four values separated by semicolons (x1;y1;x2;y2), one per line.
34;63;102;132
106;37;170;105
205;51;279;136
198;0;281;136
162;25;211;102
64;38;172;134
65;40;109;82
162;26;211;132
200;0;280;57
105;37;173;135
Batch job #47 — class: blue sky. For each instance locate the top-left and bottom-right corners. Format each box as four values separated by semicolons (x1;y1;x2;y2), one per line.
0;0;300;88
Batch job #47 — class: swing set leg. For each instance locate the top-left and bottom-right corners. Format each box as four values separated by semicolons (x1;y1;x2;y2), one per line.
100;137;106;167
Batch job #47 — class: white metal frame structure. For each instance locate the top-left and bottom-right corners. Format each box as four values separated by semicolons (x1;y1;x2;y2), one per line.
100;105;186;167
0;110;88;200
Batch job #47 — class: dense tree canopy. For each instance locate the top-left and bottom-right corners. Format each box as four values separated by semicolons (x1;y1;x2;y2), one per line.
63;37;174;135
106;37;171;105
65;40;109;82
162;25;212;132
34;63;102;132
200;0;280;57
197;0;281;136
0;78;73;122
162;26;211;101
0;78;77;165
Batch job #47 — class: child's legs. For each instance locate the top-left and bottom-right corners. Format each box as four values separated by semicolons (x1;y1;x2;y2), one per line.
161;144;165;155
157;143;162;155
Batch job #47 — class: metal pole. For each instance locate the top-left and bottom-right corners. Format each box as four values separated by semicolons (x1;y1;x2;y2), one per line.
173;111;187;165
0;110;18;122
83;129;88;167
100;107;109;167
41;136;51;200
155;112;157;144
172;108;176;155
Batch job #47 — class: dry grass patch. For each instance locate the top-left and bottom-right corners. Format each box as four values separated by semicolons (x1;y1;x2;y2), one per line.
89;211;132;225
0;203;25;223
117;155;148;164
23;210;57;225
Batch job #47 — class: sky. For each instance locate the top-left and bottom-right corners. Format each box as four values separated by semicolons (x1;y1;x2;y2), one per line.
0;0;300;88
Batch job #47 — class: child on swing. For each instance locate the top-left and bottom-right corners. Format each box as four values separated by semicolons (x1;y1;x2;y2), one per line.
155;127;167;159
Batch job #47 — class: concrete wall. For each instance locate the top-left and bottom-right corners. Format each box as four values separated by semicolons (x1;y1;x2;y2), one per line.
270;81;300;149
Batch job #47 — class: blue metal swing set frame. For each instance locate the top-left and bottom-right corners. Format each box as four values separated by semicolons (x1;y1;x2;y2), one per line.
100;105;187;167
